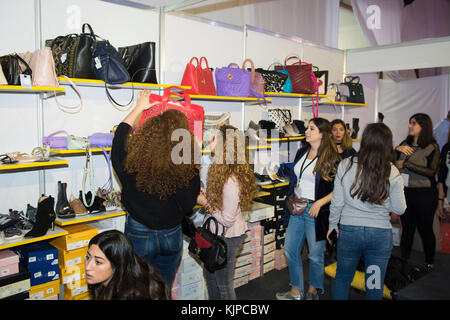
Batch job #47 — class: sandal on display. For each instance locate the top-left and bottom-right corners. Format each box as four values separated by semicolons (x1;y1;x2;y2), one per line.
0;154;18;164
9;209;33;231
31;146;50;162
3;226;23;241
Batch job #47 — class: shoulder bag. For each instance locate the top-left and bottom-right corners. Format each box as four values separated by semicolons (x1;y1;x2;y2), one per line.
269;62;292;93
118;41;157;84
0;54;32;85
341;76;365;104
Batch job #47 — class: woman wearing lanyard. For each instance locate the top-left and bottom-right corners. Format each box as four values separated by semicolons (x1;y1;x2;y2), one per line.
276;118;341;300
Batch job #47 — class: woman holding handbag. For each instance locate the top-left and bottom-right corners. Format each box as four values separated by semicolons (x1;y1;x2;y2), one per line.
111;90;201;288
196;125;257;300
276;118;341;300
328;123;406;300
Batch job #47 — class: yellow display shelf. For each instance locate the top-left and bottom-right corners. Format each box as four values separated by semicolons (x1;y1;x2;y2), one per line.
0;85;65;94
0;226;68;251
320;100;369;107
50;148;111;157
265;92;327;98
352;139;362;142
57;77;190;90
260;181;289;189
54;210;126;227
0;158;68;173
264;136;304;142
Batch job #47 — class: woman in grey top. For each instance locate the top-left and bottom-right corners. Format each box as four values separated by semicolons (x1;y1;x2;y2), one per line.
328;123;406;300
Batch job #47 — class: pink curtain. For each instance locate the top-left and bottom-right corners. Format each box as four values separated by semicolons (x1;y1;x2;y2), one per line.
351;0;450;81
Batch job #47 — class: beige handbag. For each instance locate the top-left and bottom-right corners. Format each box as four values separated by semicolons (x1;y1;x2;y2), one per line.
19;48;58;87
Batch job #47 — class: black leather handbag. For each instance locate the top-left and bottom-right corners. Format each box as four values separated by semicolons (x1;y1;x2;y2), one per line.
341;76;365;104
118;42;157;84
188;216;228;273
255;67;288;93
313;66;329;95
45;23;97;79
0;54;32;85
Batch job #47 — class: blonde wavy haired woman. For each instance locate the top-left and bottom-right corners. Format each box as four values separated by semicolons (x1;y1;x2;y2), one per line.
197;124;257;300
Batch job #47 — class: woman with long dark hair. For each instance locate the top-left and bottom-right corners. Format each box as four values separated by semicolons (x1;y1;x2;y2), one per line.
328;123;406;300
111;90;201;288
330;119;356;159
85;230;169;300
395;113;440;270
276;118;341;300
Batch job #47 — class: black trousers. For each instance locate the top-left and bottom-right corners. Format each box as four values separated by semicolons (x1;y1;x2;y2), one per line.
400;187;437;264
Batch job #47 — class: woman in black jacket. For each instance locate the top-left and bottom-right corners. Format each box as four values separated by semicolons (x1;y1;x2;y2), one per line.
111;90;200;288
276;118;340;300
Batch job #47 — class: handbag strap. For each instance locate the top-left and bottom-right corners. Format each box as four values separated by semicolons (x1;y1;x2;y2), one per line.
227;63;240;69
82;147;95;207
249;87;267;106
45;130;69;139
54;76;83;114
162;86;192;108
199;56;210;70
204;112;231;126
13;54;32;75
97;145;113;195
268;62;286;71
284;55;301;66
81;23;95;37
203;216;226;237
242;59;255;83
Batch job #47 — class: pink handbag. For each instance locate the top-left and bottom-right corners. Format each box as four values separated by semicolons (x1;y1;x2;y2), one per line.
19;48;58;87
242;58;265;97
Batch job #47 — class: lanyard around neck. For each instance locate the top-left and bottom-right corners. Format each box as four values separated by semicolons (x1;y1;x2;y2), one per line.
298;151;317;182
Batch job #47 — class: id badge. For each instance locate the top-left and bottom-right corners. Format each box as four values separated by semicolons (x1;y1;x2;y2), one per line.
401;173;409;187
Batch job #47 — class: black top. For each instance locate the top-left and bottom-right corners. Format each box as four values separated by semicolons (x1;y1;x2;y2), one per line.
438;142;450;195
341;148;357;159
111;122;201;230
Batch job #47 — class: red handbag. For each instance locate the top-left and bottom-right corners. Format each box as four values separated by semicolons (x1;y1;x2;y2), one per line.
275;56;315;94
138;86;204;144
181;56;216;96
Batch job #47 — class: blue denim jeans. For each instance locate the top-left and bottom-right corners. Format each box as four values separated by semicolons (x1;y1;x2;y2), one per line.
332;225;393;300
124;215;182;287
284;204;326;296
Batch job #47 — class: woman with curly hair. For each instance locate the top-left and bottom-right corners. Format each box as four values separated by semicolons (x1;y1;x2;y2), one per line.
86;230;169;300
276;118;341;300
111;90;200;288
196;125;257;300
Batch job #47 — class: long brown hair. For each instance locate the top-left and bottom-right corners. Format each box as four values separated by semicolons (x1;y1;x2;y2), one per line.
346;123;395;205
206;125;257;216
331;119;353;151
310;118;340;182
405;113;437;148
124;109;198;199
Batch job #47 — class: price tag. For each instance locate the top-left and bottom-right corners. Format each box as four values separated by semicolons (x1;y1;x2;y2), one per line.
20;74;32;89
94;57;102;69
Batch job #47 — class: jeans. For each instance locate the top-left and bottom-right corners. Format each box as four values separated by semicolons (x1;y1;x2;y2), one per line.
284;204;326;296
124;214;182;288
332;225;393;300
204;235;245;300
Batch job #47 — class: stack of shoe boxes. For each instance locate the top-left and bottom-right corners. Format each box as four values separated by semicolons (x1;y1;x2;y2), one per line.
171;239;208;300
274;248;288;270
0;249;30;300
14;242;60;300
234;221;262;288
50;223;98;300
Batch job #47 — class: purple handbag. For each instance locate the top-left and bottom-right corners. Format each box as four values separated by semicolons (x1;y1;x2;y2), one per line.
88;133;114;147
42;131;69;149
215;63;251;97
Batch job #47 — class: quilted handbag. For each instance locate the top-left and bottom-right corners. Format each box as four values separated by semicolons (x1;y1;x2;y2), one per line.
118;41;157;83
242;58;264;97
341;76;365;104
215;63;251;97
42;130;69;149
188;216;228;273
45;23;97;79
269;62;292;93
138;86;205;144
255;66;288;93
274;56;315;94
181;56;216;95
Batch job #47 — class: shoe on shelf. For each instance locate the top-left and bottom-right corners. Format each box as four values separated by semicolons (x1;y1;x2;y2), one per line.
26;204;37;223
69;195;88;216
304;292;320;300
275;291;302;301
3;226;24;241
9;209;34;231
24;195;56;238
56;181;75;219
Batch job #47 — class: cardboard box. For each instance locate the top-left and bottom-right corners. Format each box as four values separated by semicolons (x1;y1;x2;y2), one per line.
0;250;19;278
60;264;86;284
244;230;262;243
178;281;205;300
235;253;252;268
14;242;58;269
43;294;58;300
1;291;29;300
263;233;275;244
64;279;88;298
274;249;288;270
176;269;204;287
50;224;98;251
263;250;275;264
65;291;90;300
233;275;248;288
54;246;87;269
247;221;261;230
29;279;60;300
263;260;275;274
248;267;260;281
179;256;202;274
264;241;276;254
86;220;116;234
246;202;275;223
233;264;251;279
29;264;59;286
0;266;30;299
171;285;179;300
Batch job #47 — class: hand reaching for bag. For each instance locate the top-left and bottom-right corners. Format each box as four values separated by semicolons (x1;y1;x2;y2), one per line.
135;90;158;111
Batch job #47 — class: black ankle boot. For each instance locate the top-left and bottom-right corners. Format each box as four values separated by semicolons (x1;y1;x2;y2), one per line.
351;118;359;139
24;195;56;238
56;181;75;219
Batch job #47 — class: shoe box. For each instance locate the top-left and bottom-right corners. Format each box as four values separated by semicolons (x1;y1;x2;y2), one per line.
53;245;87;269
245;201;274;223
64;278;88;300
0;249;19;279
50;223;98;251
0;265;30;300
29;279;60;300
274;248;288;270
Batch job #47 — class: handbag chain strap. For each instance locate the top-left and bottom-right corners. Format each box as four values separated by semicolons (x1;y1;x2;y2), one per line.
82;147;95;207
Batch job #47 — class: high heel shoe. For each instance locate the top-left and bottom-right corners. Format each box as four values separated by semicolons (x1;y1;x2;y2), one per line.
56;181;75;219
24;195;56;238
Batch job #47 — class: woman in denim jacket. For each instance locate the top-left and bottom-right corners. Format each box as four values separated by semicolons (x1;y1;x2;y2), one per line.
276;118;340;300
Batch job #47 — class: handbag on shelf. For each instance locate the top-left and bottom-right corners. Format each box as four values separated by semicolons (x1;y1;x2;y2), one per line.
341;76;365;104
0;54;32;85
269;62;292;93
274;56;315;94
88;132;114;195
118;41;157;84
138;86;205;144
215;63;251;97
42;130;69;149
45;23;97;79
181;56;216;96
286;194;308;216
242;58;265;97
188;216;228;273
268;108;292;129
19;48;58;87
255;65;288;93
313;66;328;95
0;65;7;85
67;135;90;150
203;112;231;147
